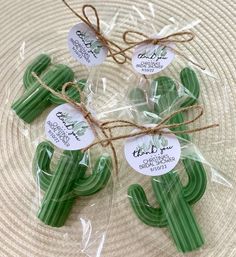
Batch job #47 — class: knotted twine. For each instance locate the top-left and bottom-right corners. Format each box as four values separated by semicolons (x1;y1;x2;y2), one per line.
121;31;206;70
32;72;219;175
62;0;205;70
62;0;128;64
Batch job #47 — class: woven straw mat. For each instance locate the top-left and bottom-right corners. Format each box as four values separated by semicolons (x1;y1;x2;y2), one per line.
0;0;235;257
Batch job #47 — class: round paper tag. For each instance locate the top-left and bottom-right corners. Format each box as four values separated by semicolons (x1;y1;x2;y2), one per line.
45;104;95;150
124;128;181;176
132;42;175;75
68;22;108;66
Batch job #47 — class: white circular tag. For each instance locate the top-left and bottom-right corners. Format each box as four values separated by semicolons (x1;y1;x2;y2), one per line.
68;22;108;66
124;128;181;176
132;42;175;75
45;104;95;150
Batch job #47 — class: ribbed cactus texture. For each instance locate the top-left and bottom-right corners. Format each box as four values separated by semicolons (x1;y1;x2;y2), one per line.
12;54;75;123
33;141;112;227
128;68;206;253
180;67;200;107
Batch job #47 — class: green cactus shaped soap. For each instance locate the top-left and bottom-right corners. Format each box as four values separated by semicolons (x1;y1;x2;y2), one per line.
128;114;206;252
128;76;206;253
12;54;75;123
33;141;112;227
30;72;110;227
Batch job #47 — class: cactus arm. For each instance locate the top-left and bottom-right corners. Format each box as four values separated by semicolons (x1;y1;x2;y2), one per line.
32;141;89;192
128;184;167;227
32;141;54;192
182;159;207;205
170;113;207;204
23;54;51;89
37;150;85;227
12;64;74;123
180;67;200;107
49;79;86;105
152;173;204;252
74;155;112;196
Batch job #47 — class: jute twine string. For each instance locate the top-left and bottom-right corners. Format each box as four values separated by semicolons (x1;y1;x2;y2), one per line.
125;31;206;70
32;72;219;175
62;0;129;64
117;30;206;70
62;1;205;70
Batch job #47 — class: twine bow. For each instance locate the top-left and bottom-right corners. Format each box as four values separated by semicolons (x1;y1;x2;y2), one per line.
62;0;129;64
32;73;218;174
123;30;195;46
63;1;205;70
113;30;206;70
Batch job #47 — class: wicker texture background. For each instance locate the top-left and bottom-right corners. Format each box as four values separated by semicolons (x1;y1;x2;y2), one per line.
0;0;235;256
